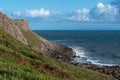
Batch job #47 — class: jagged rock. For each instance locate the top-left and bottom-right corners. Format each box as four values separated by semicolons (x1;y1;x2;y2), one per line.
0;12;28;45
15;19;29;31
50;44;74;62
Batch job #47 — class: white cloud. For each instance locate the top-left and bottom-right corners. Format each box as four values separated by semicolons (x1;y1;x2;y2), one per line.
97;2;118;15
97;2;105;9
12;12;22;16
12;8;50;17
90;2;119;22
11;2;119;23
68;8;90;21
25;8;50;17
67;2;119;22
111;0;120;21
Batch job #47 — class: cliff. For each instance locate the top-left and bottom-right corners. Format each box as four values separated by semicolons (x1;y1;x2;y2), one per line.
0;12;73;62
0;12;28;45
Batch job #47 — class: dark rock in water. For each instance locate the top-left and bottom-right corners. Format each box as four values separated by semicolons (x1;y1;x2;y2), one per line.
50;44;74;62
74;63;120;79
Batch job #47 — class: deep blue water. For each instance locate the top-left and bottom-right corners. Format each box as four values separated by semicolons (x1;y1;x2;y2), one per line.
34;30;120;66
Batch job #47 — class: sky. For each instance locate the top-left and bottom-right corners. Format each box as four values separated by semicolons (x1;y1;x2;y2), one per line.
0;0;120;30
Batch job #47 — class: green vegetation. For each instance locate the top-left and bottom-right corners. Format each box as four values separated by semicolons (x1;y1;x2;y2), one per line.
21;29;41;47
0;28;117;80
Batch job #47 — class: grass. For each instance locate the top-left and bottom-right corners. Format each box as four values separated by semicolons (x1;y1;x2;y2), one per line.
0;56;65;80
0;27;118;80
20;29;41;47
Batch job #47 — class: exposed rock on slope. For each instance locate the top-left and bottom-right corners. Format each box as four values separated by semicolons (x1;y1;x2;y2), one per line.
0;12;28;45
0;12;73;62
15;19;29;31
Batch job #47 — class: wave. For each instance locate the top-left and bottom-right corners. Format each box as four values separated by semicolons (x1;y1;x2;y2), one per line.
86;59;117;66
72;46;118;66
72;47;87;58
51;40;119;66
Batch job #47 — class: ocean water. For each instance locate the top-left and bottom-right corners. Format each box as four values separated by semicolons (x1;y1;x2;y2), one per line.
34;30;120;66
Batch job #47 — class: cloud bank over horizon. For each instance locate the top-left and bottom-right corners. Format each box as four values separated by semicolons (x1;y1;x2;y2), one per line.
0;0;120;30
12;8;50;17
90;2;119;22
10;0;120;23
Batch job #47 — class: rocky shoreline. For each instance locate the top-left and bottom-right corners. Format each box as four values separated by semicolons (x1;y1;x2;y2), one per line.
51;44;120;79
50;43;119;79
71;63;120;79
50;44;74;62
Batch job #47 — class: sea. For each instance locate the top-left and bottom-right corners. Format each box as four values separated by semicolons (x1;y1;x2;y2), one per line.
34;30;120;66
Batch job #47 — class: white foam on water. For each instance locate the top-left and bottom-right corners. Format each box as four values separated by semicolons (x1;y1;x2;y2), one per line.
51;40;119;66
72;46;118;66
73;47;87;58
86;59;117;66
72;46;90;63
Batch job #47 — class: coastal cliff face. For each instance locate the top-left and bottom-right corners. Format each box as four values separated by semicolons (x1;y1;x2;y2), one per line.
0;12;73;62
15;19;29;31
0;12;28;45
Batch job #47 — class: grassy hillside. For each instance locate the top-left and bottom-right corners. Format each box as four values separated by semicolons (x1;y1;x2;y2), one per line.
0;27;117;80
21;30;40;47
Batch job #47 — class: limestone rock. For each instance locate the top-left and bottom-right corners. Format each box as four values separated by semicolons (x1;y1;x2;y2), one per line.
15;19;29;31
0;12;28;45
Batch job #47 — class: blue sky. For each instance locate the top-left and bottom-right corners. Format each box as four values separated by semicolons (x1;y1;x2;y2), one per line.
1;0;111;11
0;0;120;30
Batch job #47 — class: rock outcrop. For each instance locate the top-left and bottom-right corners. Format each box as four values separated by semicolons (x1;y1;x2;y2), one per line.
0;12;28;45
35;43;73;62
15;19;29;31
0;12;74;62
